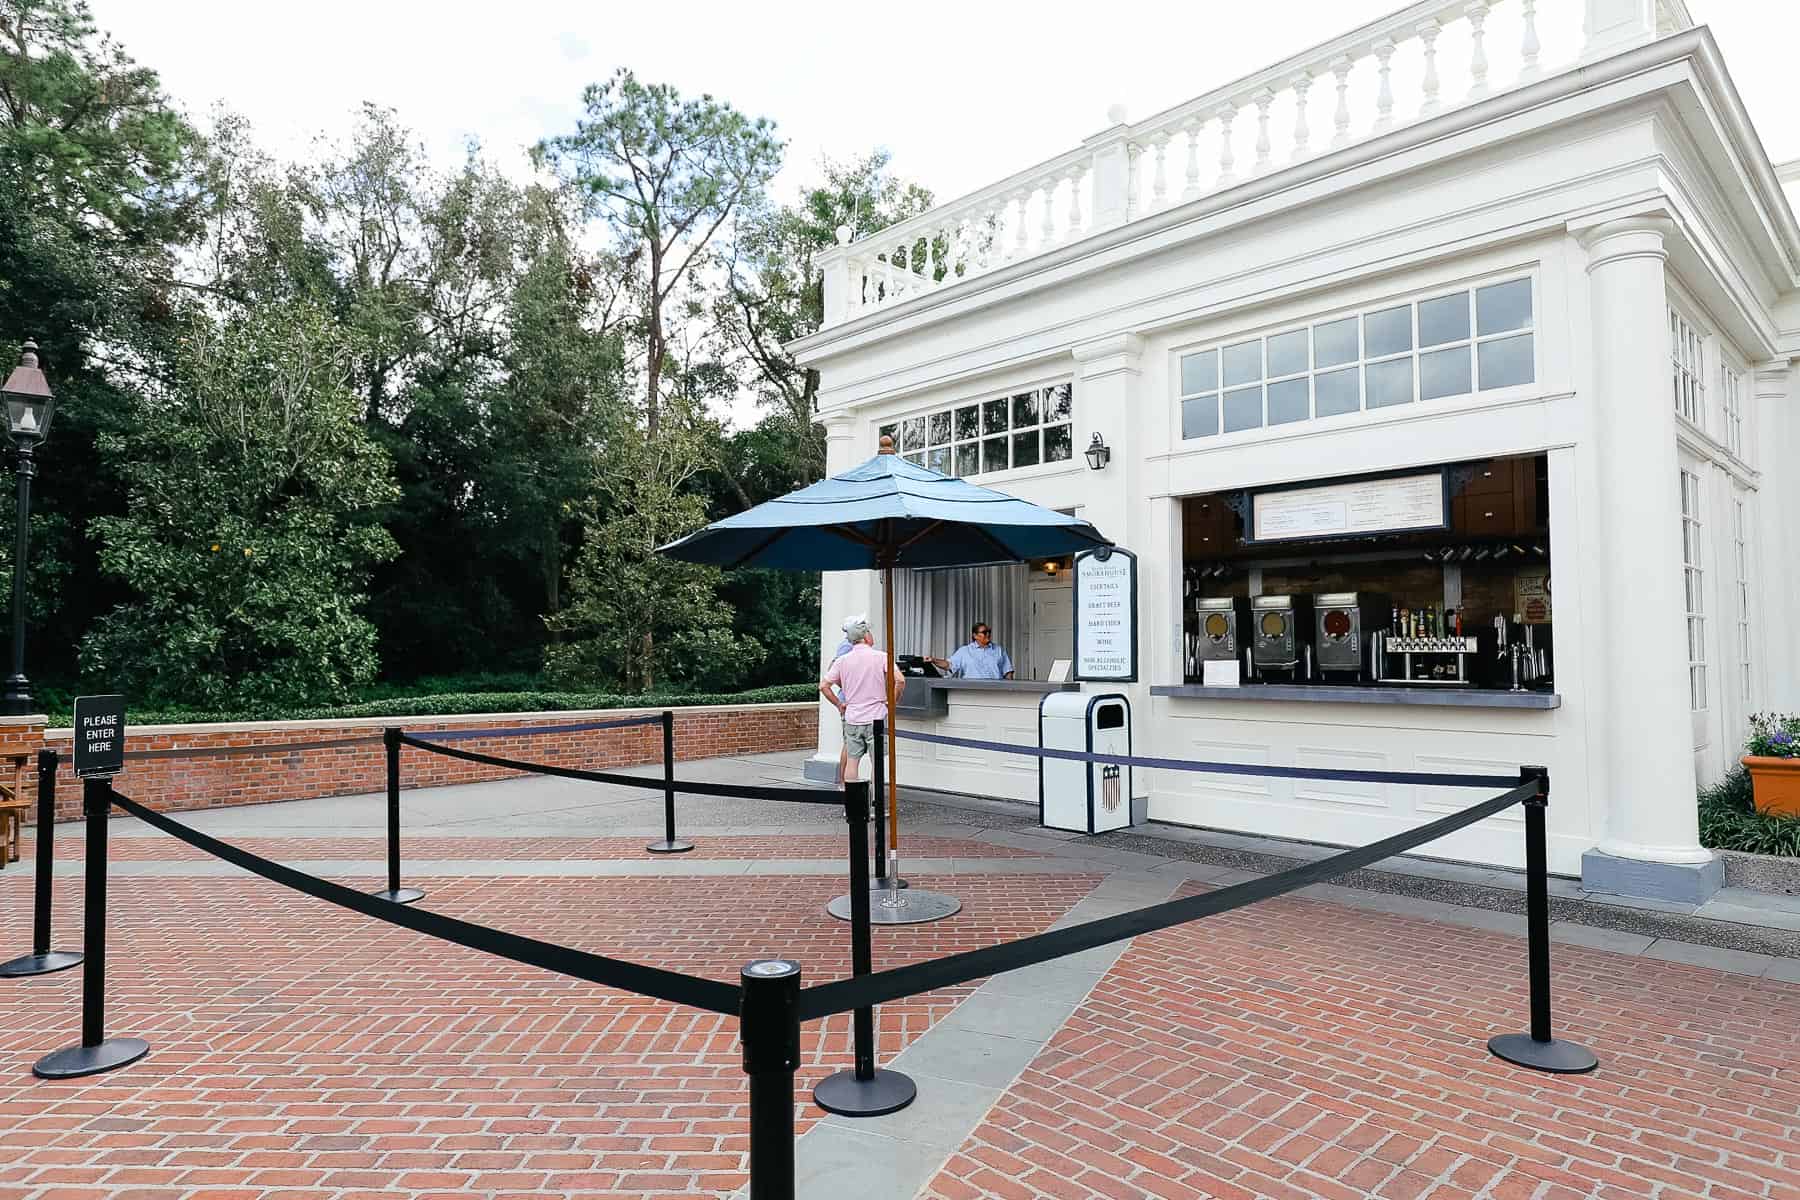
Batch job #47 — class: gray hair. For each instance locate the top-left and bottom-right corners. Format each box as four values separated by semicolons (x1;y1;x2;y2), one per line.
844;619;872;645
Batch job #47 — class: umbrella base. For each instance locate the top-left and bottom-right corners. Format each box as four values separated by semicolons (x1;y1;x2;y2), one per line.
371;887;425;905
827;889;961;925
0;950;82;978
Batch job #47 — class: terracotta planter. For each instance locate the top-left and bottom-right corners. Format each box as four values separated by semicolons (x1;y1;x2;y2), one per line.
1742;755;1800;818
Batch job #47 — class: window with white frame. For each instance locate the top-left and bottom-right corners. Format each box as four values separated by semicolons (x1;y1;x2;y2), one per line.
1177;278;1534;440
1733;494;1752;705
1721;362;1744;458
879;382;1074;478
1680;469;1707;713
1670;309;1704;428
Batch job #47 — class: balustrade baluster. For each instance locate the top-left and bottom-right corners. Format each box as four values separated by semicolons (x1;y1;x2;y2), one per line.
1252;89;1275;174
1520;0;1542;79
880;253;894;306
1330;56;1354;148
1373;38;1397;131
848;258;864;314
923;227;937;285
1151;134;1170;209
1039;179;1059;250
1467;2;1491;99
1067;166;1086;239
1418;20;1443;117
1181;118;1202;202
1012;192;1030;262
1126;141;1142;220
1216;103;1238;186
1291;73;1313;161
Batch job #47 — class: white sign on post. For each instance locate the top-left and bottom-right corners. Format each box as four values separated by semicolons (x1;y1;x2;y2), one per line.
1073;547;1137;682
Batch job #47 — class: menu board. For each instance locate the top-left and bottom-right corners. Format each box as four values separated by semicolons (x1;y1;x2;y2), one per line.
1250;471;1446;543
1074;547;1137;682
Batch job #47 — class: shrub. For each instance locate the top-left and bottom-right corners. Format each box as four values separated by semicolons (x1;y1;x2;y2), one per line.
1698;766;1800;857
1744;711;1800;759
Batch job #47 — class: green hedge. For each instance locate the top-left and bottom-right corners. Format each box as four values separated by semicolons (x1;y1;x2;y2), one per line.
1698;766;1800;857
43;683;820;729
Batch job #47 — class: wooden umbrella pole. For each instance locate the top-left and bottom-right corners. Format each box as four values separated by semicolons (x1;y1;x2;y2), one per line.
883;565;900;853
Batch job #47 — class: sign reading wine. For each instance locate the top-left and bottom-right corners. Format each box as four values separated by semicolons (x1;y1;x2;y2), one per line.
1073;547;1138;682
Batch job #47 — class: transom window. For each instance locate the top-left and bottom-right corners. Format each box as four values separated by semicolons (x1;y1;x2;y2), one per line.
1671;309;1704;428
881;383;1074;477
1178;277;1534;441
1721;363;1744;458
1733;495;1752;704
1681;469;1707;713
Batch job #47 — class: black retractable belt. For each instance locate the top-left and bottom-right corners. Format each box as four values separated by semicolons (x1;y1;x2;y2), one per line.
32;779;148;1078
372;728;424;904
0;748;83;978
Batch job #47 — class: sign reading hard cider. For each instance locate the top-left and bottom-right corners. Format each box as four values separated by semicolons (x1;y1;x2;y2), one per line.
1250;470;1447;543
73;694;126;779
1073;546;1137;682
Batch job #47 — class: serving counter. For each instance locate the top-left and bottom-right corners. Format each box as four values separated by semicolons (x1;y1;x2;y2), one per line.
892;678;1078;804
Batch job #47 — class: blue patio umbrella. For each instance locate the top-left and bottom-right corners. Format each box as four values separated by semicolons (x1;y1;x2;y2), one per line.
660;437;1112;879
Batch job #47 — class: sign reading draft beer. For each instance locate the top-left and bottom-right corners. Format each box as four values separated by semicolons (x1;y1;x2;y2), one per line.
73;693;126;779
1250;470;1447;543
1073;546;1137;682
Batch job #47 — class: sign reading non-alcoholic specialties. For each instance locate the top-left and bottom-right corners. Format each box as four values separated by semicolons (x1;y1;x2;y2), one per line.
1073;547;1138;682
1250;470;1447;543
73;694;126;779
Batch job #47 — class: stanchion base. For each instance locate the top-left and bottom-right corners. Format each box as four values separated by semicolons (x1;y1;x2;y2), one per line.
0;950;83;978
826;889;962;925
372;887;425;905
1487;1033;1598;1074
645;839;696;854
33;1037;149;1079
812;1067;918;1117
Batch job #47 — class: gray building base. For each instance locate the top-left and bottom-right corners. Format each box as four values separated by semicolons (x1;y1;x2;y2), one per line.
803;755;840;784
1581;849;1723;905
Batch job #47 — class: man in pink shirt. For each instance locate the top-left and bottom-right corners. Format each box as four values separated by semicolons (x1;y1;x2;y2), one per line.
820;617;889;783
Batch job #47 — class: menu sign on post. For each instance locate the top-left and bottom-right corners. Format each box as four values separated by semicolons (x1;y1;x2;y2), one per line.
1073;547;1138;682
73;694;126;779
1250;470;1447;543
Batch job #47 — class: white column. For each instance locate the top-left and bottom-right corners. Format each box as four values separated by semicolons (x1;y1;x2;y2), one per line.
807;413;877;782
1579;218;1710;877
1084;106;1134;233
1582;0;1656;61
1753;364;1797;710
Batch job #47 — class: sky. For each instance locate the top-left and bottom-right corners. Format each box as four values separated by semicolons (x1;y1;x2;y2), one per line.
92;0;1800;212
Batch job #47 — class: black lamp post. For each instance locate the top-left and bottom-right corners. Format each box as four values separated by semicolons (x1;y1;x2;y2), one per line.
1;340;56;716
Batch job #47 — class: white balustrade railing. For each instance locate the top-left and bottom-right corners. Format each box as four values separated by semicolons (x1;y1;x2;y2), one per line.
820;0;1694;329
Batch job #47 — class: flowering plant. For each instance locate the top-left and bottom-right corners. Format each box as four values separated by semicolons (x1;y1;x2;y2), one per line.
1745;713;1800;759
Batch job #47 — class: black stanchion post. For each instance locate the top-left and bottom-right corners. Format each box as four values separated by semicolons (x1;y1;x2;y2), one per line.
372;727;424;905
1488;766;1598;1075
870;719;904;890
1;748;82;977
33;779;147;1078
741;957;801;1200
812;781;916;1117
646;710;693;854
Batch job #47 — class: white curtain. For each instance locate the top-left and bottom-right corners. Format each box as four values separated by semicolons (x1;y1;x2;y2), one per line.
888;564;1032;671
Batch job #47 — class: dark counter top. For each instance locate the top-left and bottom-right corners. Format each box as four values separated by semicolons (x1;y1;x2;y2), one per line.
1150;683;1560;709
927;678;1081;695
894;676;1081;719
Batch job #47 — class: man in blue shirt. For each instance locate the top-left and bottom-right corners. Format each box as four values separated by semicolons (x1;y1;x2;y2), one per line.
932;621;1014;680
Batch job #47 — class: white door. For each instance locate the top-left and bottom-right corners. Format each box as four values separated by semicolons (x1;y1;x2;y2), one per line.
1030;582;1075;681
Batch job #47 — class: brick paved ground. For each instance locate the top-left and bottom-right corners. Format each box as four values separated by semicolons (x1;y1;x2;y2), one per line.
924;880;1800;1200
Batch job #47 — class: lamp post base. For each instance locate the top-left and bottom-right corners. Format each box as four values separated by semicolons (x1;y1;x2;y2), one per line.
1487;1033;1598;1074
0;949;82;978
645;839;695;854
812;1067;917;1117
33;1037;149;1079
371;887;425;905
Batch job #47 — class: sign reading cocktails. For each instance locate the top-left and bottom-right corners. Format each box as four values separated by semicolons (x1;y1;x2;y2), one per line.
1073;546;1138;682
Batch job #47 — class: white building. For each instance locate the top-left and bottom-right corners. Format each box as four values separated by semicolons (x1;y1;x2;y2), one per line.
794;0;1800;902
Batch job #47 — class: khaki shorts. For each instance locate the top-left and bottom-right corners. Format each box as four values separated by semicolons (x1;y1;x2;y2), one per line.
843;721;874;759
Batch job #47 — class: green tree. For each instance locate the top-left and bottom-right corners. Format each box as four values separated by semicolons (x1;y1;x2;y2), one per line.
81;301;399;707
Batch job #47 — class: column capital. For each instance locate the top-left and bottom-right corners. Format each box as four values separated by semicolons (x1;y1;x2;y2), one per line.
1576;215;1674;273
1071;333;1144;381
1753;361;1793;396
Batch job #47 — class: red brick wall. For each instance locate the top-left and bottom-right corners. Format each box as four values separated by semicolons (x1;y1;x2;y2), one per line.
20;704;818;824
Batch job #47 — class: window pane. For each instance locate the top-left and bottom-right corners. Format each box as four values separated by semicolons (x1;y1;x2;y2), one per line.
1180;351;1217;396
955;443;979;476
1477;333;1534;390
1315;366;1359;416
1011;430;1041;468
905;452;925;466
982;398;1009;434
929;411;952;445
1043;383;1073;423
1182;395;1218;439
1477;278;1533;336
1420;345;1471;400
1314;316;1359;368
1044;423;1073;462
1223;340;1263;386
903;416;926;450
1267;329;1309;378
1365;306;1412;358
1011;390;1040;429
1365;357;1413;408
954;404;980;441
1223;385;1262;432
1418;292;1470;348
982;436;1008;473
926;447;950;474
1267;378;1309;425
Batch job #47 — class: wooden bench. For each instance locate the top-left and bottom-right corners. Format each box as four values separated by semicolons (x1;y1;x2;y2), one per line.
0;783;27;868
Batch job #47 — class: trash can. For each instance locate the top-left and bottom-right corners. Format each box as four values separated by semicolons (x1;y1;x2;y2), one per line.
1038;692;1136;833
